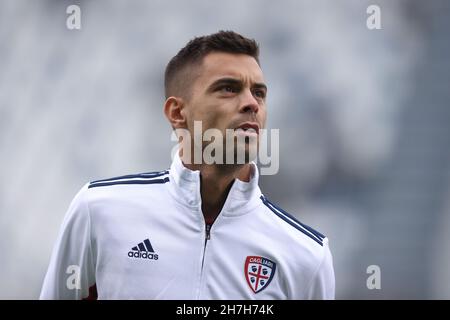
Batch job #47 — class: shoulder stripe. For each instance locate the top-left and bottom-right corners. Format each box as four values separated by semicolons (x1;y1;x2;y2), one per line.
90;170;169;184
260;195;324;246
88;176;169;189
265;197;325;240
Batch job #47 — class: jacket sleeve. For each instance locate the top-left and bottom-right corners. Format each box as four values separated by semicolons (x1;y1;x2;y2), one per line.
40;184;96;299
305;238;336;299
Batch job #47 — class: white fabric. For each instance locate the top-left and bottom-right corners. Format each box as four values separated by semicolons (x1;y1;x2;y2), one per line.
40;154;335;299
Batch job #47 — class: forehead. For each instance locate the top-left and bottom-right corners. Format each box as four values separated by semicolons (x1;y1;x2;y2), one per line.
196;52;264;87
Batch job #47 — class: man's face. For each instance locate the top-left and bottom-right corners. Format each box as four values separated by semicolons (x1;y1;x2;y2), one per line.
183;52;267;162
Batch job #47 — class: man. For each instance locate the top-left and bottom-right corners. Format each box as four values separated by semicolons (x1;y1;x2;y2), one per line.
40;31;335;299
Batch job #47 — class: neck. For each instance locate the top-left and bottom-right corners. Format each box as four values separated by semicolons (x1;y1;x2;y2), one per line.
183;159;253;224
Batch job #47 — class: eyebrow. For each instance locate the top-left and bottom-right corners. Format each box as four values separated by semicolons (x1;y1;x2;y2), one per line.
207;77;267;93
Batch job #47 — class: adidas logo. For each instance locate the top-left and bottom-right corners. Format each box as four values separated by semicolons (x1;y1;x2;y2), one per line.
128;238;159;260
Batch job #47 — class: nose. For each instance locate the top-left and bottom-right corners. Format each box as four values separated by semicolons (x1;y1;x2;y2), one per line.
239;89;260;114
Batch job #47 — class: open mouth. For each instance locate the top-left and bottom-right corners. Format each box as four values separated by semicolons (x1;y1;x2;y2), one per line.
235;122;260;135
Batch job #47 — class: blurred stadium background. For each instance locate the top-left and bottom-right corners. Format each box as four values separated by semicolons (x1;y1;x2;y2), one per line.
1;0;449;299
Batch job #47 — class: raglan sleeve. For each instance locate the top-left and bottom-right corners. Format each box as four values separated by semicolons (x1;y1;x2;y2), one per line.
39;183;97;300
305;237;336;300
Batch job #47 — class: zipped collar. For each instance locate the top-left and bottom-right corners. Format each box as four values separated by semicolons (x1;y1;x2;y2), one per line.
168;153;262;217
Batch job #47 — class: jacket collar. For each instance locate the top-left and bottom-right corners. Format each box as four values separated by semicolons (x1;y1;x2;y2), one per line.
168;152;262;217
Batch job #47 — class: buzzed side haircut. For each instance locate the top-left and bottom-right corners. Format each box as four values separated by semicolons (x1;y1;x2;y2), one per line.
164;30;260;100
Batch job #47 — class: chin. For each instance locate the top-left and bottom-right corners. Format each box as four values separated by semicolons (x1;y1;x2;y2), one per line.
232;143;258;164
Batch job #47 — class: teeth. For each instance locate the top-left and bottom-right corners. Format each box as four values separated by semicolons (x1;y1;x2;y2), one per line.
236;127;256;133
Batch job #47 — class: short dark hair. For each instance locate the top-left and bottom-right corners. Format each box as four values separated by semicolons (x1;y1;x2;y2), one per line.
164;30;260;99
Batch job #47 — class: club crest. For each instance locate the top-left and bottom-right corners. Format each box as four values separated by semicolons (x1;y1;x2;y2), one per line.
244;256;276;293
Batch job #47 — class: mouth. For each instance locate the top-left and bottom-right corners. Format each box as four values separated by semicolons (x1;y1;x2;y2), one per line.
234;122;260;135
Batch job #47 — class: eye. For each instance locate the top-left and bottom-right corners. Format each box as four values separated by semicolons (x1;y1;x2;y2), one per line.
253;89;266;99
220;85;237;93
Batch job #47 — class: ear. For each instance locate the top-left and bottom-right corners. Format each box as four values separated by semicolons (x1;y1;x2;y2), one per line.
163;96;187;129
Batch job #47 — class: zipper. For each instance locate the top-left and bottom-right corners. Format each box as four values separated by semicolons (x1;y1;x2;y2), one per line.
205;224;211;241
197;222;211;299
201;224;211;269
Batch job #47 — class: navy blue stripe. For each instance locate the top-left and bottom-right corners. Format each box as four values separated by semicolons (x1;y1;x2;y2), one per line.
88;177;169;189
144;239;154;252
265;197;325;240
90;170;169;184
138;243;146;251
262;196;324;243
260;196;323;246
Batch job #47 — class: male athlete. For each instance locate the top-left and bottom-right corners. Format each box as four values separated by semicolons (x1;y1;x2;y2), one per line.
40;31;335;299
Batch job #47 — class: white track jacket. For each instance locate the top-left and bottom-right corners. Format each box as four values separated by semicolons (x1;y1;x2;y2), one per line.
40;154;335;299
